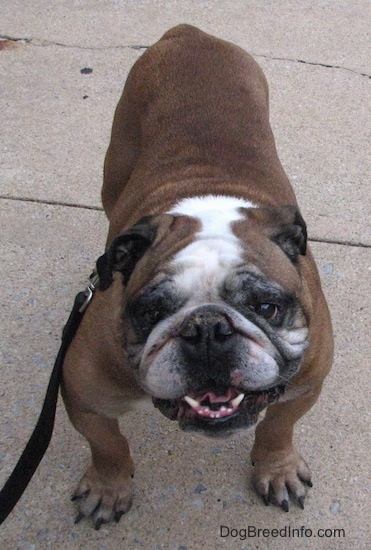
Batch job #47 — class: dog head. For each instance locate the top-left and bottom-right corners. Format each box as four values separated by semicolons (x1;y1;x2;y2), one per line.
99;197;309;436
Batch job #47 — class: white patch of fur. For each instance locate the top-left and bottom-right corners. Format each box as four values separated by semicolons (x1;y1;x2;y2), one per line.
169;195;256;237
168;195;256;301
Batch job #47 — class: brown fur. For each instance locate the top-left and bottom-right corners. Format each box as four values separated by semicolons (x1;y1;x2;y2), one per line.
62;25;333;528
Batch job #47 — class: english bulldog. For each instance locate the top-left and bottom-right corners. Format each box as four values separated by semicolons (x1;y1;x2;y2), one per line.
61;24;333;529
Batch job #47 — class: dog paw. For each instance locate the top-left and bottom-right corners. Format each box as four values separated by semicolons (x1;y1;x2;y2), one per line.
71;465;134;529
251;449;313;512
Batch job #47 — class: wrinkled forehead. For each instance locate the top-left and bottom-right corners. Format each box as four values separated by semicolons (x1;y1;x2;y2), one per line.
167;195;255;296
169;195;254;265
167;195;302;296
125;195;303;300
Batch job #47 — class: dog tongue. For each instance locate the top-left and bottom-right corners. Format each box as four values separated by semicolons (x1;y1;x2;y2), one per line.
198;388;234;404
183;387;244;420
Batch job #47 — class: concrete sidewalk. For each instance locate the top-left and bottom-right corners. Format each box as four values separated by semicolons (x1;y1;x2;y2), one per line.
1;1;370;549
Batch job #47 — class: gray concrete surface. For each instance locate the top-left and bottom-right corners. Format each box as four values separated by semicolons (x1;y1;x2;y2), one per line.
0;1;370;549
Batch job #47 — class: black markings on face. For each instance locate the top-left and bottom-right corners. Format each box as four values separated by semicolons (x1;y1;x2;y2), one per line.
221;269;298;329
126;278;187;341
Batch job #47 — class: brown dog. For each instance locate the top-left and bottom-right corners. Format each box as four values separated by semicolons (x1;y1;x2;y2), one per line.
61;24;333;529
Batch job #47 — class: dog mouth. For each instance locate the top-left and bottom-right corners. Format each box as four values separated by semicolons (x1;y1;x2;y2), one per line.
152;385;285;433
182;387;246;420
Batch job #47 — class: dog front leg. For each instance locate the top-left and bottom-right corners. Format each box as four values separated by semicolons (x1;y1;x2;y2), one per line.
251;384;322;511
62;391;135;529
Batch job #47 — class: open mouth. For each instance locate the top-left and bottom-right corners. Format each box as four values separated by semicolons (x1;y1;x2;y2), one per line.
183;387;246;420
152;385;285;432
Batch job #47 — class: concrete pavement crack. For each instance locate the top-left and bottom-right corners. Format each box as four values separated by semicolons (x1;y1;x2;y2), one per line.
309;236;370;249
254;52;370;79
1;195;369;249
0;34;148;51
0;194;104;212
1;34;369;78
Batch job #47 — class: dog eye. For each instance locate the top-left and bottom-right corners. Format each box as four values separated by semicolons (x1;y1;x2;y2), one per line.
140;309;161;329
253;303;279;320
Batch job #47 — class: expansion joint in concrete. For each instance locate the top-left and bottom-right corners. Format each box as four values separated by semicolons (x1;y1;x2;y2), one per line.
1;35;369;78
1;195;369;249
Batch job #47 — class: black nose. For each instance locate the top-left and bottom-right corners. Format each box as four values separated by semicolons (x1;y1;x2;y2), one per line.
179;309;235;344
179;307;237;383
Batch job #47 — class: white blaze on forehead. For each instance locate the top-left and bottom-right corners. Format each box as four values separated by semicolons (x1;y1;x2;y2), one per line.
169;195;256;236
168;195;256;296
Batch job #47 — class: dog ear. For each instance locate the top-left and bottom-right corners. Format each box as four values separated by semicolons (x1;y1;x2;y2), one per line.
269;205;307;261
97;217;158;291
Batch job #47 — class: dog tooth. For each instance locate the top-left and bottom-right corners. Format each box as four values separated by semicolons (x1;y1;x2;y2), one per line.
220;406;227;412
184;395;200;408
230;393;245;408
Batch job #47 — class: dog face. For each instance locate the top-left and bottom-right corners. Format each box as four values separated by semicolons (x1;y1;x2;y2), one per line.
101;197;309;436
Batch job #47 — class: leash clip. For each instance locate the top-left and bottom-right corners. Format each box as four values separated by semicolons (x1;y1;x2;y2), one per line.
79;271;100;313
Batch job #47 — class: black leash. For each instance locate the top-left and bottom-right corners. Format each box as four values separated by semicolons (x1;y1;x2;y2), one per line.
0;272;99;525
